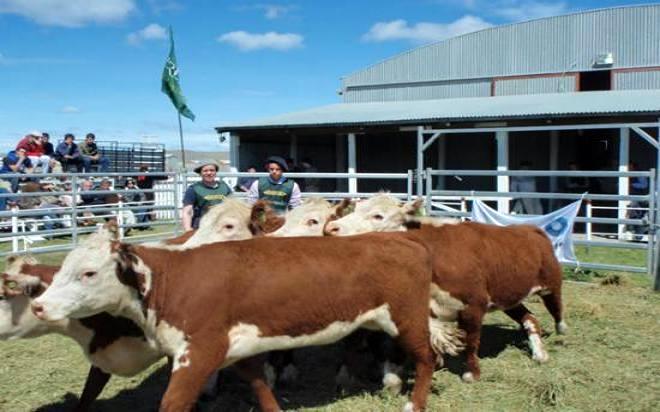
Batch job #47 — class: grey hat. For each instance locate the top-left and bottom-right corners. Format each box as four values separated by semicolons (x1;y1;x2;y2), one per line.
265;155;288;171
194;161;220;174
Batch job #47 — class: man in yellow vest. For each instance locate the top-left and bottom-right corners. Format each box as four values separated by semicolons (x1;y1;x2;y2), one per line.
247;156;301;214
182;161;232;230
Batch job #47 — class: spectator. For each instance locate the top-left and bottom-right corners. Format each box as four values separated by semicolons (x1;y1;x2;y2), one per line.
136;164;167;224
299;157;320;192
16;131;51;173
55;133;83;172
510;160;543;215
122;178;149;229
41;133;61;173
562;161;589;194
41;133;55;156
247;155;302;214
236;165;257;192
0;147;34;192
80;133;110;173
182;161;232;231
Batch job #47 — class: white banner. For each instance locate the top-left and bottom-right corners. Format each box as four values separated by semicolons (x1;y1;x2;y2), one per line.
471;199;582;264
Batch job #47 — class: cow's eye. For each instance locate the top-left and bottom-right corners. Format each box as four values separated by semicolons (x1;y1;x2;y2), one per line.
224;224;234;230
372;214;384;221
83;271;96;278
307;218;319;226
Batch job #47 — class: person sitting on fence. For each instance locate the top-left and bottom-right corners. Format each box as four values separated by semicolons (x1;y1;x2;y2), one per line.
121;178;149;229
0;147;34;193
80;133;110;173
247;155;301;214
16;131;51;173
41;133;61;173
182;161;232;231
55;133;83;172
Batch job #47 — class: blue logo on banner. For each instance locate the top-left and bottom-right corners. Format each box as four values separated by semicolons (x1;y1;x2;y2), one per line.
545;217;568;237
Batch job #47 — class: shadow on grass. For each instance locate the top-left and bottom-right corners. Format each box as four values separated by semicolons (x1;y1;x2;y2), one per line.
444;323;528;377
33;344;386;412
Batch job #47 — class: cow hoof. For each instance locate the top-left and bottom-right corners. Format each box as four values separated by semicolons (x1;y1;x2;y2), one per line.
280;364;299;383
533;350;550;363
556;321;568;335
402;401;415;412
382;372;403;394
461;372;476;383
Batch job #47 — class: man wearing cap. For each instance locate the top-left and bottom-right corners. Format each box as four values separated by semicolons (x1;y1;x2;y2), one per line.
16;131;51;173
182;161;232;231
247;155;301;213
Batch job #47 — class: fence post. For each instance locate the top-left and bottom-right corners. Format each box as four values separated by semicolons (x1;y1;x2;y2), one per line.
11;206;18;253
647;169;655;278
71;175;79;246
117;200;125;240
425;168;432;215
173;172;182;236
585;201;593;241
407;170;413;201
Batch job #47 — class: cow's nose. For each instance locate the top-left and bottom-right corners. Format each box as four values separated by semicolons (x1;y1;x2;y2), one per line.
31;303;46;319
323;223;340;236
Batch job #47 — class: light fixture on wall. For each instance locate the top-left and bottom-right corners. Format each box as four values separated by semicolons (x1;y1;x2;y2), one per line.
593;52;614;68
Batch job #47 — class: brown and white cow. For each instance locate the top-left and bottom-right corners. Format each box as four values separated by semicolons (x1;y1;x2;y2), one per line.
324;194;566;382
267;197;350;237
161;199;283;248
0;255;162;412
32;226;447;412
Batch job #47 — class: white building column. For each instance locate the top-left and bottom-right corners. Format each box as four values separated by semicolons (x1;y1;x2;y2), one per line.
229;133;240;170
496;131;509;213
348;133;357;193
618;128;630;238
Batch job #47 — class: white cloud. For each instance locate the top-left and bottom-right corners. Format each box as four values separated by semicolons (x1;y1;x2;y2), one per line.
127;23;168;45
60;106;80;113
0;0;136;28
217;31;303;51
362;15;493;44
257;4;294;19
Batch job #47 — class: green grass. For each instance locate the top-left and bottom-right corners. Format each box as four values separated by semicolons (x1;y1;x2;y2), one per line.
0;242;658;411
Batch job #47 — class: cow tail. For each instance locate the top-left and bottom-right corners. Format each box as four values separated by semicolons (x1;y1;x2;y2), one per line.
428;287;466;356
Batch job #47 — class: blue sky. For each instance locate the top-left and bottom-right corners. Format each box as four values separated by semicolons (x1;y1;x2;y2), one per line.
0;0;651;152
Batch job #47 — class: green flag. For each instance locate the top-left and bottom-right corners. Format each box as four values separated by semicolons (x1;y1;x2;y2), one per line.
161;27;195;121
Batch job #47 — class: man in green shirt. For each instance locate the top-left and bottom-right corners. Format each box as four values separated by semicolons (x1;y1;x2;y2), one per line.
182;161;232;230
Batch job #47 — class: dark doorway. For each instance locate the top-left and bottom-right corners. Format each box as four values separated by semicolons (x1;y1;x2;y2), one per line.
579;70;611;91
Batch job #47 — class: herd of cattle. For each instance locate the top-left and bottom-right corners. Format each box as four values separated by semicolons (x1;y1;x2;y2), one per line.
0;194;566;412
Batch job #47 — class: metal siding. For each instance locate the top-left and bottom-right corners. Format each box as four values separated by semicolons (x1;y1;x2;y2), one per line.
342;5;660;101
615;71;660;90
495;76;576;96
344;79;491;103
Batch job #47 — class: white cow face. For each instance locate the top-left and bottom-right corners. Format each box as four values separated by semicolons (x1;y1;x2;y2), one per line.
0;258;53;339
183;199;255;247
324;194;424;236
269;198;336;237
32;228;129;322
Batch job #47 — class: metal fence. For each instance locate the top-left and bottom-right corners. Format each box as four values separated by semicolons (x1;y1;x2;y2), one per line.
424;168;658;281
0;171;413;257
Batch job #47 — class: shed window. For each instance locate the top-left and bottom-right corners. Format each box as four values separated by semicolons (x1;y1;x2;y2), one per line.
579;70;611;91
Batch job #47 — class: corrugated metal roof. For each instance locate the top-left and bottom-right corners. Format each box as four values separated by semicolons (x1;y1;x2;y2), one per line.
217;90;660;131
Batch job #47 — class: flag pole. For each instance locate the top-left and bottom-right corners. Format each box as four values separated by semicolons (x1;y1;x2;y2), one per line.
177;112;186;170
